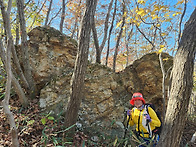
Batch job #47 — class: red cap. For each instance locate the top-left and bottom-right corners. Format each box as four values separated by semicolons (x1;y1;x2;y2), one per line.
130;92;145;105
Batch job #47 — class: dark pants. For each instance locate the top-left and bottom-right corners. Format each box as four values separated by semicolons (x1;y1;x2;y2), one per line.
138;134;159;147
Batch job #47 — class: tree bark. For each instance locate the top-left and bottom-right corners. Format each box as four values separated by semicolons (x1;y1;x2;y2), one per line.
65;0;97;135
92;0;113;64
17;0;37;98
0;0;20;146
91;16;100;63
105;0;117;66
60;0;65;32
0;39;28;107
0;0;28;106
158;8;196;147
113;0;125;72
44;0;53;26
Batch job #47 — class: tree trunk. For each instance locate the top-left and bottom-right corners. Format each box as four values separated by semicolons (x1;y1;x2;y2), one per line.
158;8;196;147
0;0;28;106
0;0;20;146
17;0;37;98
0;39;28;107
113;0;125;72
60;0;65;32
91;16;101;63
65;0;97;135
92;0;113;64
105;0;117;66
44;0;53;26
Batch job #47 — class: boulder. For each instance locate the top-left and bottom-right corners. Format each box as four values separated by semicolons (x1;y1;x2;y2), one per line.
27;26;77;90
27;26;173;138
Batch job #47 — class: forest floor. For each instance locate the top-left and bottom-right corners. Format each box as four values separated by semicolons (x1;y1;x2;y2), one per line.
0;96;195;147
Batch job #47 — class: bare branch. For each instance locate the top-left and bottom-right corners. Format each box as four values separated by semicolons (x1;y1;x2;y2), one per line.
177;0;187;47
44;0;53;26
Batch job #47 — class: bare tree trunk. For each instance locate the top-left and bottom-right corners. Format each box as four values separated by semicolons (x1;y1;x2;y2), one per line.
60;0;65;32
71;0;82;39
44;0;53;26
159;53;166;121
0;39;28;107
158;8;196;147
2;39;19;146
91;16;100;63
0;0;19;146
125;26;133;67
17;0;37;98
113;0;125;72
99;0;113;52
15;14;19;45
0;0;28;106
65;0;97;135
106;0;117;66
92;0;113;64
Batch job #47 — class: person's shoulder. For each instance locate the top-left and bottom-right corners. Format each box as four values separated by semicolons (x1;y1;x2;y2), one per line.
147;106;156;113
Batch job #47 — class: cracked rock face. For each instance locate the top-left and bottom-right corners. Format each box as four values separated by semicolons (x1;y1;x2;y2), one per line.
27;26;173;138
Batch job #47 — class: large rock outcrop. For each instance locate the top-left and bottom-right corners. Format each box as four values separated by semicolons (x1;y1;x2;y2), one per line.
27;26;173;138
27;26;77;90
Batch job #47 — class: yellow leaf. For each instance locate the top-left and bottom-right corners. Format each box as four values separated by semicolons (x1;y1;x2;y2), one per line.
165;18;172;22
116;20;122;28
161;33;167;36
177;0;184;5
136;8;145;15
164;13;170;18
157;48;164;54
173;12;182;16
177;7;183;10
151;11;155;15
160;45;165;48
154;5;161;11
123;12;127;17
136;22;141;26
152;15;159;20
163;58;169;61
156;24;160;27
138;0;146;4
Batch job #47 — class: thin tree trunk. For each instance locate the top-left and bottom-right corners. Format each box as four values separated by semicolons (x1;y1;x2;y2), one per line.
17;0;37;98
125;26;133;67
91;16;100;63
106;0;117;66
0;39;28;107
99;0;113;52
0;0;19;146
44;0;53;26
113;0;125;72
65;0;97;135
0;0;28;107
158;8;196;147
2;38;20;147
71;0;81;39
159;53;166;121
15;14;19;45
60;0;65;32
92;0;113;64
2;39;19;147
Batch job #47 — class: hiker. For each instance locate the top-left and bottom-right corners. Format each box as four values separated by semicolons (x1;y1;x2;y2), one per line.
127;92;161;147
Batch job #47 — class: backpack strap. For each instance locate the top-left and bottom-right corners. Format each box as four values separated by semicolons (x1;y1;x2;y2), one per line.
144;105;152;138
